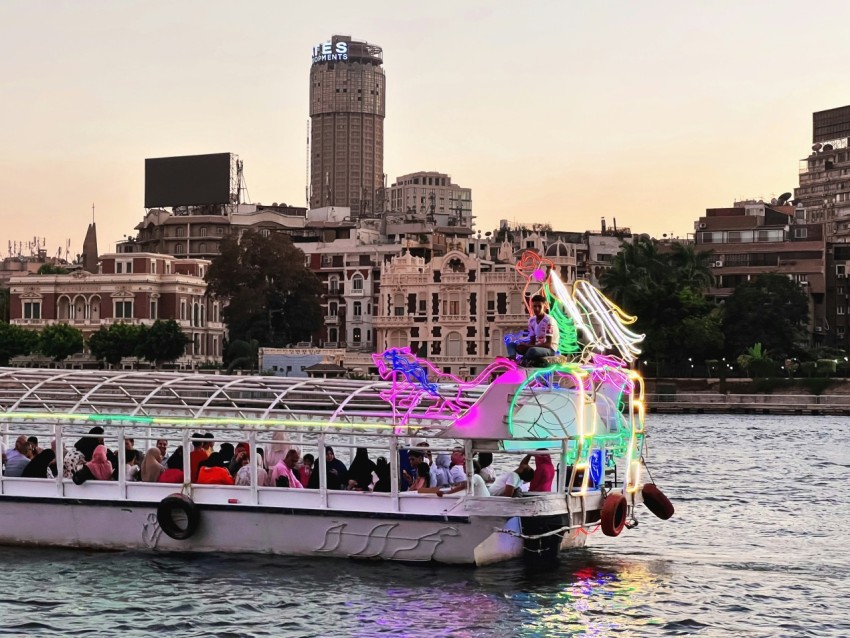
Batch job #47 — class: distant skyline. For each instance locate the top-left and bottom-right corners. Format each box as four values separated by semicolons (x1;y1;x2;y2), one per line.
2;0;850;259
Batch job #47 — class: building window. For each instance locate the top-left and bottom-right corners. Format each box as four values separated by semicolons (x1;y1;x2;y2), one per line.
116;260;133;274
200;227;208;237
213;336;219;357
794;228;808;239
329;303;338;317
150;300;158;319
352;328;362;343
446;331;462;357
199;243;206;254
352;275;364;291
23;301;41;320
150;259;157;273
114;300;133;319
180;300;187;321
353;302;362;316
213;303;219;323
176;228;185;237
329;276;339;292
175;244;184;254
837;265;846;278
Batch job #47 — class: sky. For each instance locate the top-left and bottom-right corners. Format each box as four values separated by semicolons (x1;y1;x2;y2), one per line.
2;0;850;260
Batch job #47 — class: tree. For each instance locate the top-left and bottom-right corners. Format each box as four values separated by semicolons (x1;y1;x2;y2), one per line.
722;273;808;360
0;323;39;365
36;263;70;275
39;324;84;362
136;320;190;368
600;238;721;372
0;288;10;323
88;322;145;367
207;231;323;347
737;343;776;378
224;339;258;373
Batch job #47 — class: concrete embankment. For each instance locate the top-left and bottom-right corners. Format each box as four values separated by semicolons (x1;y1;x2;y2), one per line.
644;378;850;415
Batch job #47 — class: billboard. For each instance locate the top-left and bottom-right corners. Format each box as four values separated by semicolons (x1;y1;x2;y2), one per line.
145;153;234;208
813;106;850;144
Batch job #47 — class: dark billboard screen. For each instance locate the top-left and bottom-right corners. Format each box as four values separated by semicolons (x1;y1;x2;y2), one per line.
145;153;233;208
813;106;850;144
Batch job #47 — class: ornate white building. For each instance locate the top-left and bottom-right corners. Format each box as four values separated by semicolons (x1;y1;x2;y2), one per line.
374;248;577;378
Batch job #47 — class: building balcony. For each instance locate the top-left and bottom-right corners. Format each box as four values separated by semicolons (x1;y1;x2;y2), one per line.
494;314;529;324
440;314;467;324
374;316;412;327
441;273;468;284
481;272;520;284
324;315;339;324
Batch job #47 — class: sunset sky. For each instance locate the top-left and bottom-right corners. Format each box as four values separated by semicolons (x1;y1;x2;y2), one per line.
2;0;849;259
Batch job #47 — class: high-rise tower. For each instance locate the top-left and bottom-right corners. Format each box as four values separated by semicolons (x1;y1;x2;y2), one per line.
309;36;385;217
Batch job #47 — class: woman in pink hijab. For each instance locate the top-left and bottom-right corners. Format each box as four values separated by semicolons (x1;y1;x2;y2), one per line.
529;453;555;492
73;445;114;484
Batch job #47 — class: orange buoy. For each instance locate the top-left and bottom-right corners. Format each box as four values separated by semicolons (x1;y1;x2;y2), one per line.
642;483;674;520
600;492;627;537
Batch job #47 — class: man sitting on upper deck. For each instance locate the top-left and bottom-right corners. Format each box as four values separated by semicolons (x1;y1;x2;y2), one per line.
507;294;560;367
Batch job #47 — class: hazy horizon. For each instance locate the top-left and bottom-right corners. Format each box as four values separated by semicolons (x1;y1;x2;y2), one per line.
2;0;848;259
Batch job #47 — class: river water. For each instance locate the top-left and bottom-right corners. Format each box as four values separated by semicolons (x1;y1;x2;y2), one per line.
0;414;848;637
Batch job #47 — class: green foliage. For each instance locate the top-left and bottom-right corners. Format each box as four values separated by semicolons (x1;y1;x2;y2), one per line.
224;339;258;373
799;361;817;377
38;323;84;361
36;263;70;275
599;237;719;369
816;359;837;376
136;320;190;367
0;322;38;365
88;322;146;367
736;343;776;378
206;231;323;347
722;273;808;361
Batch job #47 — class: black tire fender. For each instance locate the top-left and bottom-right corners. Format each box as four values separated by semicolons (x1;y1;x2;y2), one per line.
600;492;627;537
642;483;674;520
156;494;200;541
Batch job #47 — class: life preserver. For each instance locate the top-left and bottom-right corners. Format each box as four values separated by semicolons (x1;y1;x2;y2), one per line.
600;492;627;537
156;494;200;540
642;483;674;520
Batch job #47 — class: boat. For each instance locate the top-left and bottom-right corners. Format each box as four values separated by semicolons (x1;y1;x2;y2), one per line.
0;252;672;565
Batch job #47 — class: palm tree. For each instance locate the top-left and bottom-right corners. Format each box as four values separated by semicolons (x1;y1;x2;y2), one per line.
737;343;775;378
668;243;715;290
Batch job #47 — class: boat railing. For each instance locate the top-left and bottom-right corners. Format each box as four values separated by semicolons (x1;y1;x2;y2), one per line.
0;420;615;513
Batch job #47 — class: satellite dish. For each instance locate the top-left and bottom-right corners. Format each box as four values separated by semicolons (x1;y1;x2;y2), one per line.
778;192;792;204
813;143;822;152
824;144;834;151
485;231;492;237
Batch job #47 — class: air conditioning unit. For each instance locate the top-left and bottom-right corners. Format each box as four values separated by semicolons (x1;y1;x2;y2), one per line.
713;261;723;267
800;280;809;286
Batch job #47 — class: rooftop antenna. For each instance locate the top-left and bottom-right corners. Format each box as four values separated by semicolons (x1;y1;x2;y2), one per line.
92;202;95;223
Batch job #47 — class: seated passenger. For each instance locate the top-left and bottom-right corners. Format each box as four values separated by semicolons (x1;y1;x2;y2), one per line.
411;462;431;491
433;461;489;497
73;445;114;484
324;447;348;490
4;435;33;477
299;453;314;489
347;448;376;491
74;426;105;462
235;453;268;487
430;454;453;488
22;448;56;479
140;447;165;482
158;447;185;484
489;463;535;497
373;457;391;493
271;449;304;488
197;453;235;485
402;450;425;489
528;453;555;492
508;294;560;367
476;452;496;485
126;449;142;481
189;432;208;483
448;448;468;489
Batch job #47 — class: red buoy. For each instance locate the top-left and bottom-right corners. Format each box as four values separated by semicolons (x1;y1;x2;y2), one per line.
642;483;674;520
600;492;627;537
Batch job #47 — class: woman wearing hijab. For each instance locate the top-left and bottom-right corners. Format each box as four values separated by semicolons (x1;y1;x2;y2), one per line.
74;426;105;462
347;448;376;491
140;447;165;483
235;453;268;487
73;445;114;484
158;447;185;483
373;457;391;493
197;453;235;485
529;453;555;492
22;449;56;479
430;454;453;488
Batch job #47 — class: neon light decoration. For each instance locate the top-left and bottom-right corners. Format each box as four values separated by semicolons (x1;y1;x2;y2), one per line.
372;250;647;492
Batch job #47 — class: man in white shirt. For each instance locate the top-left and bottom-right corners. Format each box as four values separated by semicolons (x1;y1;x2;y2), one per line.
448;447;467;488
507;294;560;366
489;463;535;497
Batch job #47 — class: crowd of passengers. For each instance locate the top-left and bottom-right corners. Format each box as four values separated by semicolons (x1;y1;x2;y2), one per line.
1;428;557;496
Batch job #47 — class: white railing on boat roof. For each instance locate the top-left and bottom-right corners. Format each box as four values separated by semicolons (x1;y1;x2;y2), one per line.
0;368;486;428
